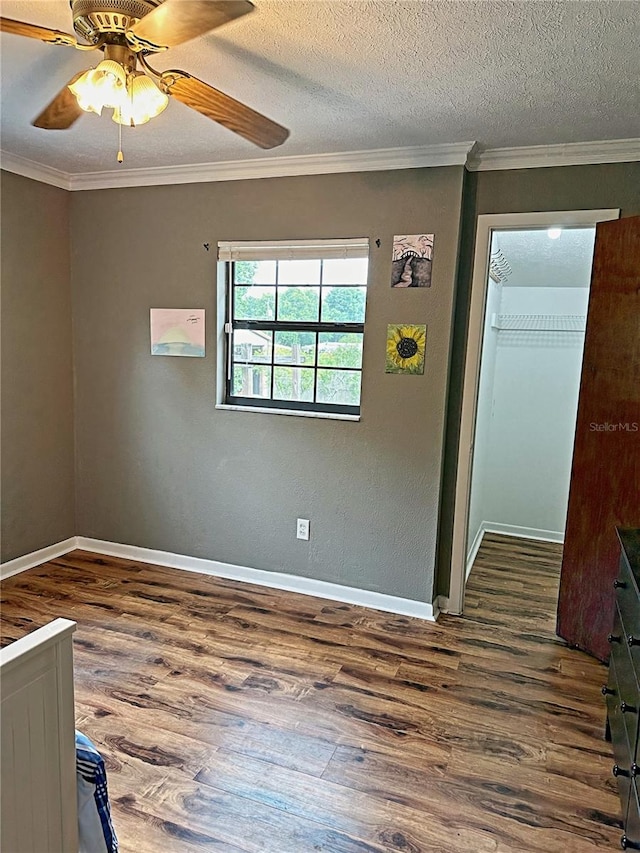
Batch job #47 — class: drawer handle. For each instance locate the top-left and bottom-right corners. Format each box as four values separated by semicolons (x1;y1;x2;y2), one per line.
614;764;630;777
621;835;640;850
609;634;622;644
614;579;627;589
620;702;637;714
628;635;640;648
632;763;639;778
603;685;616;696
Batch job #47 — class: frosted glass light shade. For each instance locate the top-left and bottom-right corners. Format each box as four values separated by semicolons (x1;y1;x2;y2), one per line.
69;60;127;115
113;73;169;126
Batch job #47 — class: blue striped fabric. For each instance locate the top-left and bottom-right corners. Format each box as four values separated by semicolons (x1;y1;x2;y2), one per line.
75;731;118;853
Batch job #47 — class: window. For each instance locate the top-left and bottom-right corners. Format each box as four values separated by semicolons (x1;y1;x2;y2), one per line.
218;239;369;417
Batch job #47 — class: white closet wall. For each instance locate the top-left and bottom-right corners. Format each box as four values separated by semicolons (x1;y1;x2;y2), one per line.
480;285;589;540
467;227;595;567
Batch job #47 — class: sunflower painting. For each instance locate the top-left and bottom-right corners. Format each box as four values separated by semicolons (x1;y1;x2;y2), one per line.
385;324;427;374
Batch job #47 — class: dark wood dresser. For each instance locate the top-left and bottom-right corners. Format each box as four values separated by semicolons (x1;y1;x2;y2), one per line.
605;528;640;850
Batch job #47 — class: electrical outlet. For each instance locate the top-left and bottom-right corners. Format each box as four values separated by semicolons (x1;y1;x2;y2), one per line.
297;518;310;540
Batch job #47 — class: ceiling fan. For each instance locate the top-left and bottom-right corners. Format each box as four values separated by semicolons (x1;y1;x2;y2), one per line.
0;0;289;151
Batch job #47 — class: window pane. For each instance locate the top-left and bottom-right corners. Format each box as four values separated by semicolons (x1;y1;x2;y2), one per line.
322;257;368;285
318;333;363;368
232;364;272;398
233;329;272;364
277;286;320;322
274;332;316;366
321;286;366;323
273;367;314;403
316;369;361;407
233;286;275;320
234;260;276;285
278;259;321;285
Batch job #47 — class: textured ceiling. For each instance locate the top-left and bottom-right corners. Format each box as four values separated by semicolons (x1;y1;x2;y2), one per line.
494;228;596;288
0;0;639;175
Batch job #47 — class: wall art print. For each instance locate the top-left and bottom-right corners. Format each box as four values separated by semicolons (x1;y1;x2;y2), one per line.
150;308;205;357
391;234;434;287
385;324;427;375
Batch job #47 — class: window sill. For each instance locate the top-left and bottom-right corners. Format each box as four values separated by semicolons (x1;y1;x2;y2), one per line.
215;404;360;422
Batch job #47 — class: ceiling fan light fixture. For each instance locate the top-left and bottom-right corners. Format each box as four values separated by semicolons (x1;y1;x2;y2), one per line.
8;1;288;146
69;59;127;115
113;72;169;126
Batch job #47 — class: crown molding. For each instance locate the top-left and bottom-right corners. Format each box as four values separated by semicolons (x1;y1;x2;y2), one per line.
1;142;475;191
0;151;72;190
2;138;638;191
68;141;477;190
467;138;640;171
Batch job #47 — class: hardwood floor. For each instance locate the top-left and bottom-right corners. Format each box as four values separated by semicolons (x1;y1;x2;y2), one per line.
0;534;621;852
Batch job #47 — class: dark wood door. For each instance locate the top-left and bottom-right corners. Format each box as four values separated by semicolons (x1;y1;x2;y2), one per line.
557;215;640;662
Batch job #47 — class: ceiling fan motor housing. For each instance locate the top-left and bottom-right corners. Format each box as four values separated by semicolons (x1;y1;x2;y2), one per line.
70;0;159;43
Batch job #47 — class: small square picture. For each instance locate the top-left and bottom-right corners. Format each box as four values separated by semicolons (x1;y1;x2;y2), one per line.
391;234;434;287
150;309;205;357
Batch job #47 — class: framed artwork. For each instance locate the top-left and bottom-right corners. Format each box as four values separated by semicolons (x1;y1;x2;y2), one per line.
385;324;427;374
150;308;205;357
391;234;434;287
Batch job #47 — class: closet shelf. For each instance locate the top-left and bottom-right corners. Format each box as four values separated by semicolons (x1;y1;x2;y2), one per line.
490;313;586;332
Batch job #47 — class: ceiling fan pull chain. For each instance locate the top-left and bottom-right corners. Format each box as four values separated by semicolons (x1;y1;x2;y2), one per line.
117;112;124;163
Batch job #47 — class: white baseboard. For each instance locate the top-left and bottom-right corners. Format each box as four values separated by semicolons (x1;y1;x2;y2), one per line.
72;537;437;621
454;522;564;605
463;522;564;583
481;521;564;544
466;526;485;579
1;538;77;580
1;535;437;621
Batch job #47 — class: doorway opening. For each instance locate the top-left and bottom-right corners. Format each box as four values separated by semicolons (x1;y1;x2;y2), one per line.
448;210;619;614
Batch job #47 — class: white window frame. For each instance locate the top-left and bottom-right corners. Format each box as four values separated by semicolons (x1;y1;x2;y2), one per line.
215;238;369;420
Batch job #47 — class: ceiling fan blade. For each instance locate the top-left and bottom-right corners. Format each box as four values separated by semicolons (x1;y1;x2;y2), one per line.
128;0;254;50
32;73;86;130
0;16;77;47
161;70;289;149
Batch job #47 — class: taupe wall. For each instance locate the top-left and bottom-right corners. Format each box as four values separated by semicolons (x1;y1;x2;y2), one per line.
70;167;465;601
435;162;640;596
1;171;75;562
4;160;637;603
474;162;640;218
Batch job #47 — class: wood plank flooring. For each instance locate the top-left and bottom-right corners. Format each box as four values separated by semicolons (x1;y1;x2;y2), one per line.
0;534;621;852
